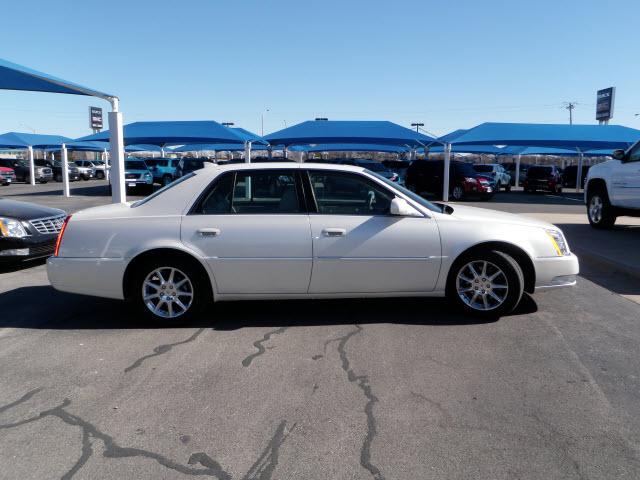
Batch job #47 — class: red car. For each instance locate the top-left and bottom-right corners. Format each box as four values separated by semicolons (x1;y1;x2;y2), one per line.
0;166;16;186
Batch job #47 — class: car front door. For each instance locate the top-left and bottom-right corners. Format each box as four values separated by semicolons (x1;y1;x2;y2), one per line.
181;169;313;294
305;170;441;294
612;143;640;208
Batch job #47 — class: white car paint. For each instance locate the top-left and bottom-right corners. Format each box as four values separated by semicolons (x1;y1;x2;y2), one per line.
48;162;578;306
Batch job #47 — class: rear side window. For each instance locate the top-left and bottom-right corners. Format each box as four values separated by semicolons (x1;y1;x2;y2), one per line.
308;170;393;215
194;170;302;214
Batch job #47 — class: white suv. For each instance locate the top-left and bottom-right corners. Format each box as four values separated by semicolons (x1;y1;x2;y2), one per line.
585;142;640;228
473;164;512;191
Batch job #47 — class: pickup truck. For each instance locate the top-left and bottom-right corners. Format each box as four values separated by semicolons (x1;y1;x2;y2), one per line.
585;142;640;228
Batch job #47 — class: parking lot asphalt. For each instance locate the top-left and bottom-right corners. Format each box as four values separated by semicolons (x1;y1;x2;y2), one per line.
1;184;640;479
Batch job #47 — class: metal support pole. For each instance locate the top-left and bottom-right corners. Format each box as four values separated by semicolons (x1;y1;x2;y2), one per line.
443;143;451;201
161;147;165;157
515;154;521;189
576;152;584;193
61;144;70;198
283;146;288;159
108;99;126;203
27;146;36;186
244;141;252;163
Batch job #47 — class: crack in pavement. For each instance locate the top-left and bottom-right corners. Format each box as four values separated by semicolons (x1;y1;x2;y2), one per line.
242;327;287;367
336;325;385;480
124;328;206;373
0;389;295;480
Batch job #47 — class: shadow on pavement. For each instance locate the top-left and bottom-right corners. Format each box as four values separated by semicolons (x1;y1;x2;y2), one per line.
0;258;47;274
1;285;537;330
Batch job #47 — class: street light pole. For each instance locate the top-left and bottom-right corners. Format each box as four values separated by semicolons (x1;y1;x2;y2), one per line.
411;122;424;133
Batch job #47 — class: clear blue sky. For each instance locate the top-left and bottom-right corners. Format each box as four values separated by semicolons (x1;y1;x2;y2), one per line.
1;0;639;138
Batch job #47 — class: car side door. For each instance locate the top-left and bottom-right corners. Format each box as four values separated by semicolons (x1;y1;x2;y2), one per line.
305;169;441;294
612;144;640;208
180;168;313;295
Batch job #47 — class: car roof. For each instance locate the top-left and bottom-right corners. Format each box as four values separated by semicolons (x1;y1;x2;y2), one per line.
207;161;367;174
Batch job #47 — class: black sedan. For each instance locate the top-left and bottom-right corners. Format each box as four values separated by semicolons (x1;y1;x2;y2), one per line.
0;199;67;262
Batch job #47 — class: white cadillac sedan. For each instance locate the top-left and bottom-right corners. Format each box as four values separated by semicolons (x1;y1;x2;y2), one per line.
48;162;578;322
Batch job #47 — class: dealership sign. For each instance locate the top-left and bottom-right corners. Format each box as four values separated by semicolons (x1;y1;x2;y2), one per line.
595;87;615;122
89;106;103;130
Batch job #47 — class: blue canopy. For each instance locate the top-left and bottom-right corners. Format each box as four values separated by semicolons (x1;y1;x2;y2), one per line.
171;143;269;153
77;120;247;146
0;57;114;98
231;128;268;145
295;143;408;153
425;144;504;154
264;120;435;147
499;146;612;157
450;122;640;150
125;144;163;153
433;129;469;144
0;131;73;149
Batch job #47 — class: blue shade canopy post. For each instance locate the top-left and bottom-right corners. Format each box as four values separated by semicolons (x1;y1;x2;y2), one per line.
0;132;73;188
0;57;124;201
452;122;640;192
230;127;267;164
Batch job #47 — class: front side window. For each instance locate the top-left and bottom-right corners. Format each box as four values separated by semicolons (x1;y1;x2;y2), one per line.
195;170;301;214
628;142;640;163
309;171;393;215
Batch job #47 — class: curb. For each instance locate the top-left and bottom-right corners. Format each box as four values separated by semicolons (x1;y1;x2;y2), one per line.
573;246;640;281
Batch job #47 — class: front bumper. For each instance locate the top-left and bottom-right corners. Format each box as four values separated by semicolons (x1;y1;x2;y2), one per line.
534;253;579;289
0;237;57;262
47;257;127;299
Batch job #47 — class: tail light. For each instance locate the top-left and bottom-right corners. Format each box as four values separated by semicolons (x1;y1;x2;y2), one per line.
54;215;72;257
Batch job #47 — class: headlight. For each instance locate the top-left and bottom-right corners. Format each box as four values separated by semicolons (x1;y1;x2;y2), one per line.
545;229;570;256
0;217;28;238
144;172;152;179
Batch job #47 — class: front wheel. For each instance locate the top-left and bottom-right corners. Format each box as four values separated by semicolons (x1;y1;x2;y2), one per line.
96;171;105;180
587;188;616;229
129;258;209;323
504;184;511;192
447;250;524;318
162;175;173;186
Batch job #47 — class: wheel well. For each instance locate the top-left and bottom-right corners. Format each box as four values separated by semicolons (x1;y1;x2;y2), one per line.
450;242;536;293
586;178;607;202
122;248;213;300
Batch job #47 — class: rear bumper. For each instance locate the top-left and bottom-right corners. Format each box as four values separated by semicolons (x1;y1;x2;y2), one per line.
534;254;579;290
47;257;126;299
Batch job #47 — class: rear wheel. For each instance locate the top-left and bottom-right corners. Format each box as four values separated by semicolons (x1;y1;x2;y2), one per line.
447;250;524;318
587;187;616;229
96;171;105;180
162;174;173;186
55;173;62;182
128;257;209;324
504;183;511;192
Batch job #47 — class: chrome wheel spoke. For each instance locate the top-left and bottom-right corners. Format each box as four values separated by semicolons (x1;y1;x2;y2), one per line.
456;259;509;311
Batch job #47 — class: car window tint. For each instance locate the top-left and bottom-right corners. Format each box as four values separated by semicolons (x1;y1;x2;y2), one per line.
309;171;393;215
198;172;235;214
232;170;300;214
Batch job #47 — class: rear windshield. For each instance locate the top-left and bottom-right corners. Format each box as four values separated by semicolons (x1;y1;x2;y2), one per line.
125;160;147;170
473;165;493;173
132;173;196;207
454;162;477;176
528;166;552;178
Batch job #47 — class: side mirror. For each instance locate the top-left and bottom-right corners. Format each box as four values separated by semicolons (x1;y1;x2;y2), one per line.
612;149;626;161
390;197;421;217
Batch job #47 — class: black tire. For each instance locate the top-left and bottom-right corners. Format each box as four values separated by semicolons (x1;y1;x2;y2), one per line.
451;185;465;201
55;174;62;182
505;184;511;192
446;250;524;319
39;180;48;184
587;186;616;229
162;175;173;186
127;256;210;324
96;171;105;180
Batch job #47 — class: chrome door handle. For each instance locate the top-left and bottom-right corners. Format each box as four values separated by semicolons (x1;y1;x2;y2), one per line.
322;228;346;237
198;228;221;237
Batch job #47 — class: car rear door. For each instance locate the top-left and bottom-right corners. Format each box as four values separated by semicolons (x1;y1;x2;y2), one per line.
181;168;313;294
305;169;441;294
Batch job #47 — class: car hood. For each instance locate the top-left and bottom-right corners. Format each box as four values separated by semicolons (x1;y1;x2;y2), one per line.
0;199;66;221
446;204;553;229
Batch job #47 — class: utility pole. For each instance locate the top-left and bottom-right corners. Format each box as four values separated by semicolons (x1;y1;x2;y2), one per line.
411;122;424;132
222;122;234;127
563;102;577;125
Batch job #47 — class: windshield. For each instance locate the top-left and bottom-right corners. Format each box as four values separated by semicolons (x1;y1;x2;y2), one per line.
365;169;443;213
132;173;196;207
125;160;147;170
528;166;552;178
473;165;493;173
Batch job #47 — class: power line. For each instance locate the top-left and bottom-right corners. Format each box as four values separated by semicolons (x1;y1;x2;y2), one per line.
562;102;578;125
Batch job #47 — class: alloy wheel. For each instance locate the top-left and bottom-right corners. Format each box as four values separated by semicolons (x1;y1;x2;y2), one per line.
589;195;603;224
452;186;464;201
456;260;509;311
142;267;194;319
